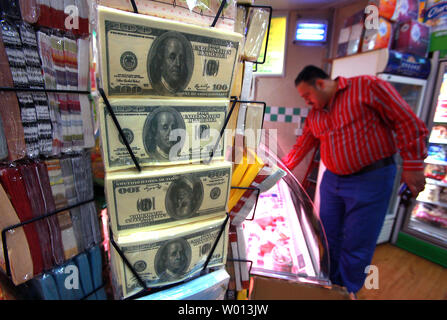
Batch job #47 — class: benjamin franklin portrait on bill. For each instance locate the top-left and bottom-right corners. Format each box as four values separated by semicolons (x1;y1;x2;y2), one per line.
147;31;194;95
165;175;204;220
155;238;192;282
142;107;186;161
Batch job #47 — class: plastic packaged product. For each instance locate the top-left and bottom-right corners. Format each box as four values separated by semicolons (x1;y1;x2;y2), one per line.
0;184;34;285
96;0;236;31
52;262;84;300
98;99;228;171
243;7;270;62
0;167;44;278
347;24;364;55
362;17;393;52
139;268;230;300
77;38;90;91
395;0;419;22
96;5;242;99
37;31;57;89
368;0;399;21
424;164;446;180
0;31;27;161
75;252;96;300
336;26;351;58
28;273;60;300
105;162;231;236
88;245;107;300
79;94;95;149
394;20;430;57
44;159;79;260
19;163;56;271
19;0;39;24
0;114;8;160
424;0;447;34
235;5;247;35
110;215;229;299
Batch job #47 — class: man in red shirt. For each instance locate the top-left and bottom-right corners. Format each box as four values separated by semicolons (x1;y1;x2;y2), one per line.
282;65;428;298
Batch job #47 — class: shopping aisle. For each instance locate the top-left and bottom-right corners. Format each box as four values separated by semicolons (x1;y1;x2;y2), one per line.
357;244;447;300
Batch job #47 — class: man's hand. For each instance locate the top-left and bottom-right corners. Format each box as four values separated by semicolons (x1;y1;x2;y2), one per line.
401;170;426;197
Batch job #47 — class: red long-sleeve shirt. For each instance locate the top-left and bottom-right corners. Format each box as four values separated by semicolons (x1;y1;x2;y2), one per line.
282;75;428;175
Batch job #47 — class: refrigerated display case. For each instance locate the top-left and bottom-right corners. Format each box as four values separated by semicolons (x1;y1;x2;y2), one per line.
238;146;330;286
392;60;447;267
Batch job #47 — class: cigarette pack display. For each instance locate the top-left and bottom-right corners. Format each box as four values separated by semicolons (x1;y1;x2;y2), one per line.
394;19;430;57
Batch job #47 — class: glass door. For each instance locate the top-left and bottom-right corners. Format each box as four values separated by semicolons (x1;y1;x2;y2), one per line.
404;62;447;249
378;73;427;118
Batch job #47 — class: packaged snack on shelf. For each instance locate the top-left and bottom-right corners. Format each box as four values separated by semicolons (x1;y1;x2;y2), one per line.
428;144;447;161
110;215;228;299
96;5;242;99
98;99;228;171
105;162;231;236
430;124;447;140
96;0;236;31
362;17;393;52
418;183;441;202
394;20;430;57
424;164;446;180
242;7;269;62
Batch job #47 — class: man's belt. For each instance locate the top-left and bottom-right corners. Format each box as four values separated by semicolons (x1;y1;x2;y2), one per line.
347;156;395;177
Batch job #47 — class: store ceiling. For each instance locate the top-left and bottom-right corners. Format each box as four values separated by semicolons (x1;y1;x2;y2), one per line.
254;0;358;10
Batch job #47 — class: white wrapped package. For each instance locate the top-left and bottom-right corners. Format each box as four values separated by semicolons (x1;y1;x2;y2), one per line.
137;268;230;300
243;7;270;62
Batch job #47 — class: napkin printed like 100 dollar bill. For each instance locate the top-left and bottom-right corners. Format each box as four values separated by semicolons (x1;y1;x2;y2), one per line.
106;162;232;236
110;215;228;299
97;6;242;98
99;99;228;171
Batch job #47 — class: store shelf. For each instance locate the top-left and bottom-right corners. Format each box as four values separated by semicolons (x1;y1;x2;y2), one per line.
416;198;447;209
425;178;447;187
408;217;447;244
429;138;447;144
424;158;447;166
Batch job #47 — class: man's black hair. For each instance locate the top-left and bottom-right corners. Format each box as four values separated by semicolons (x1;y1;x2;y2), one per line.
295;65;329;86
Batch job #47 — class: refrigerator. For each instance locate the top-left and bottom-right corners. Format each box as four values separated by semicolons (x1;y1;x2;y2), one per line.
314;48;431;244
233;144;331;290
391;59;447;267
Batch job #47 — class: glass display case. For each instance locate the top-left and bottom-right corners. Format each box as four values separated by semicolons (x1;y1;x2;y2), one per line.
239;145;330;286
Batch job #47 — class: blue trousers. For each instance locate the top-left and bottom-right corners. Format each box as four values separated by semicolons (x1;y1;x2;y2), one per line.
319;164;396;293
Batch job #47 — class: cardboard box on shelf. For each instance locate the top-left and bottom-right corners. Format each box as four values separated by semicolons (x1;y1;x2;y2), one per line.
249;276;350;300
